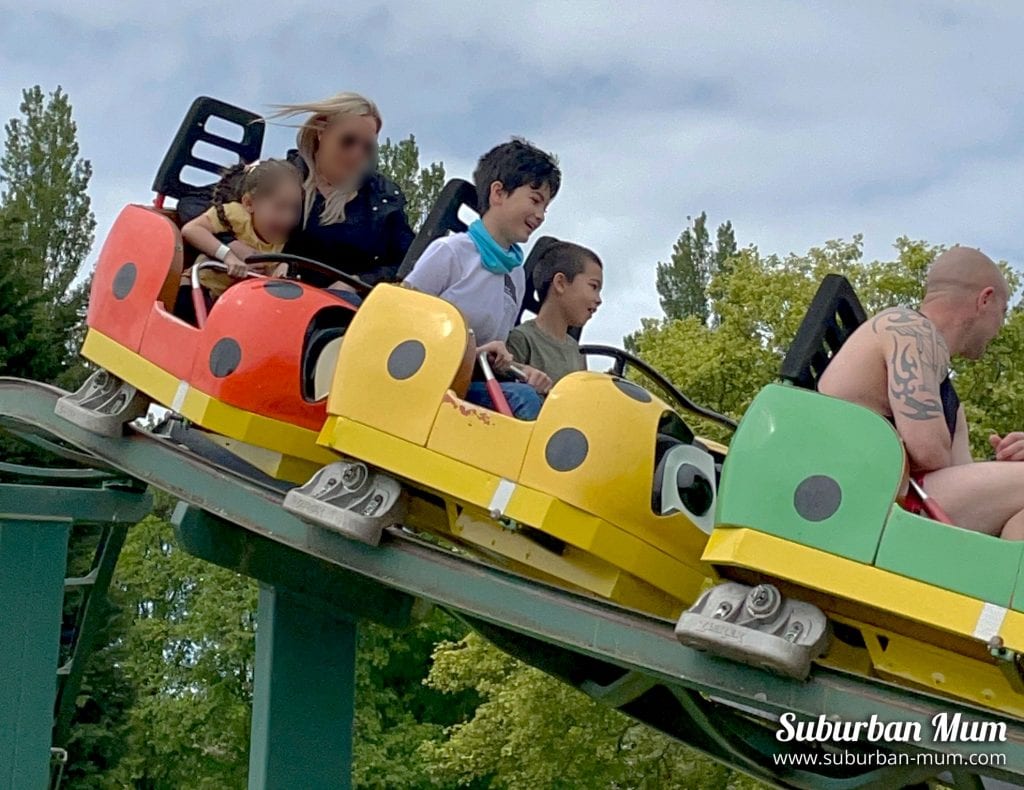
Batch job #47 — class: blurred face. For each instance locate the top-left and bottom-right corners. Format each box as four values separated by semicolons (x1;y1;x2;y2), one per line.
243;177;302;244
315;114;378;186
962;284;1009;359
555;258;603;327
487;182;552;245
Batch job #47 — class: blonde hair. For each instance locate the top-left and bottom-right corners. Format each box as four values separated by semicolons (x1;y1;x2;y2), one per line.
268;92;382;226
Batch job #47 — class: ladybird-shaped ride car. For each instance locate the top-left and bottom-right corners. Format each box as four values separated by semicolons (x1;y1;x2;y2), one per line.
56;98;365;483
677;274;1024;719
285;281;732;618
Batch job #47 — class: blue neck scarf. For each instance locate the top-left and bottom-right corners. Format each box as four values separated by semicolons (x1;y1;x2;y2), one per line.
468;219;524;275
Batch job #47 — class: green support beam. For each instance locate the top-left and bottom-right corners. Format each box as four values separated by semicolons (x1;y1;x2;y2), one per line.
248;585;357;790
0;518;69;790
0;442;149;790
171;503;424;631
172;504;422;789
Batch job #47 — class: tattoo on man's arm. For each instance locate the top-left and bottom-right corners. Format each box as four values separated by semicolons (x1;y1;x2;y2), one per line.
872;308;949;422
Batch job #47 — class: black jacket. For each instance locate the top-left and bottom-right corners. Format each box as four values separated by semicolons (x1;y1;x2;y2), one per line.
284;150;414;286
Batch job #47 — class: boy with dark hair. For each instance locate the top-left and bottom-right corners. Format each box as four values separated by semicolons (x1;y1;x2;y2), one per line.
404;138;561;419
508;241;603;384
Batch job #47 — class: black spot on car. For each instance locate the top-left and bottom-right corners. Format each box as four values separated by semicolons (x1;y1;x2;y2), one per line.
210;338;242;378
545;428;589;472
613;378;652;403
264;281;303;300
793;475;842;522
112;262;137;299
387;340;426;380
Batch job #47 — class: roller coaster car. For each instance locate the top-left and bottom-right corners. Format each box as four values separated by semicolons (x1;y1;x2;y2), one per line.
678;274;1024;719
55;97;369;483
285;279;732;619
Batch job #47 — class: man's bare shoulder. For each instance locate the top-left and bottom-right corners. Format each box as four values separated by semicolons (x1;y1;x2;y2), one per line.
871;305;939;334
869;306;950;369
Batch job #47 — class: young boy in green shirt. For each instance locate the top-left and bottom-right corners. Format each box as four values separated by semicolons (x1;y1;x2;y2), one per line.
507;241;603;384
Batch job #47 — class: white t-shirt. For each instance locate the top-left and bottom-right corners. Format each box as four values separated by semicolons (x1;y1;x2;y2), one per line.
403;233;525;345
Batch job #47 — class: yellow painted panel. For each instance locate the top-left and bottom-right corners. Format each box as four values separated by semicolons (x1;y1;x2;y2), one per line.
325;285;471;446
82;329;181;404
698;437;729;455
321;414;711;605
427;392;532;481
520;372;711;564
451;510;682;618
81;328;334;471
859;621;1024;719
704;527;989;644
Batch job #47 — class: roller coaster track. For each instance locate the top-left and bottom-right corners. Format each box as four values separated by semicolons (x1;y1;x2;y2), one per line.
1;377;1022;790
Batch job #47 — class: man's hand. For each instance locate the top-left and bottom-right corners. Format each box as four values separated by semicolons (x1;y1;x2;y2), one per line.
990;432;1024;461
518;364;552;395
478;340;513;372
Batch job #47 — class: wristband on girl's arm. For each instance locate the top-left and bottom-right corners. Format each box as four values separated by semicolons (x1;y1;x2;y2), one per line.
214;243;231;262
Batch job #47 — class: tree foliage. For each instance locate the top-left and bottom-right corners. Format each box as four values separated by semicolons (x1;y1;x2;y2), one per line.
377;134;446;231
632;234;1022;457
654;212;737;325
420;633;764;789
0;85;94;389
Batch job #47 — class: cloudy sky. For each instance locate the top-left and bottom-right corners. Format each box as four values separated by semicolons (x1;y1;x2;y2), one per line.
3;1;1022;345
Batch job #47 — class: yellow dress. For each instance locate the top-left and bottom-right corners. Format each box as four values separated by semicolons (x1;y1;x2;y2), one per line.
185;202;286;298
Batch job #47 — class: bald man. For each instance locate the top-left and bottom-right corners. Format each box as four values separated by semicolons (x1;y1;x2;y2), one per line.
818;247;1024;539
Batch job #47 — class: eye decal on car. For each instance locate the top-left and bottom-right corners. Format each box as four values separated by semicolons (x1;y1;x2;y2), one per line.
675;463;714;517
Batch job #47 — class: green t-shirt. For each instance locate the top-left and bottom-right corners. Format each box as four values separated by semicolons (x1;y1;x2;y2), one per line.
507;319;585;384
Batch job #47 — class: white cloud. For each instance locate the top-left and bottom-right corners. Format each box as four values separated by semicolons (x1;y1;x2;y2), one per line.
4;0;1024;349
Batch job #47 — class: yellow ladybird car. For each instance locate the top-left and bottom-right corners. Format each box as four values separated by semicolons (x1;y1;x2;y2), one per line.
285;283;730;618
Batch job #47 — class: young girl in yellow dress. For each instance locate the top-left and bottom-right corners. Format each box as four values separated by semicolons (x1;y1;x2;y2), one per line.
182;159;302;299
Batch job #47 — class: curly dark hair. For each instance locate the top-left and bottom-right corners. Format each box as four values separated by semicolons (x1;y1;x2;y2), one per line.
473;138;561;214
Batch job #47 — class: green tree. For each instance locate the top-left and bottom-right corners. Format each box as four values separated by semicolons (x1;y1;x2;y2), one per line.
377;134;446;230
654;212;737;325
631;234;1020;455
421;633;765;789
0;85;94;389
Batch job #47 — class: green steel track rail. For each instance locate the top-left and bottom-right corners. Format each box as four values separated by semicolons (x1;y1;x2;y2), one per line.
1;377;1021;790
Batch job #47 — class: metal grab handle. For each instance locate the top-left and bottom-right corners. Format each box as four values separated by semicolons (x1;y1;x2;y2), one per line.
245;253;371;295
908;478;954;525
190;260;266;328
578;344;737;431
477;352;514;417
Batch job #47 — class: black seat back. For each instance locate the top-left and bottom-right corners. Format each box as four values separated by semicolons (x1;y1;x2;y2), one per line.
780;274;867;390
519;235;558;318
152;97;264;219
397;179;478;279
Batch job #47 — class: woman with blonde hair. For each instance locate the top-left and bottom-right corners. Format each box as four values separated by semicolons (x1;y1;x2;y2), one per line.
228;92;414;296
